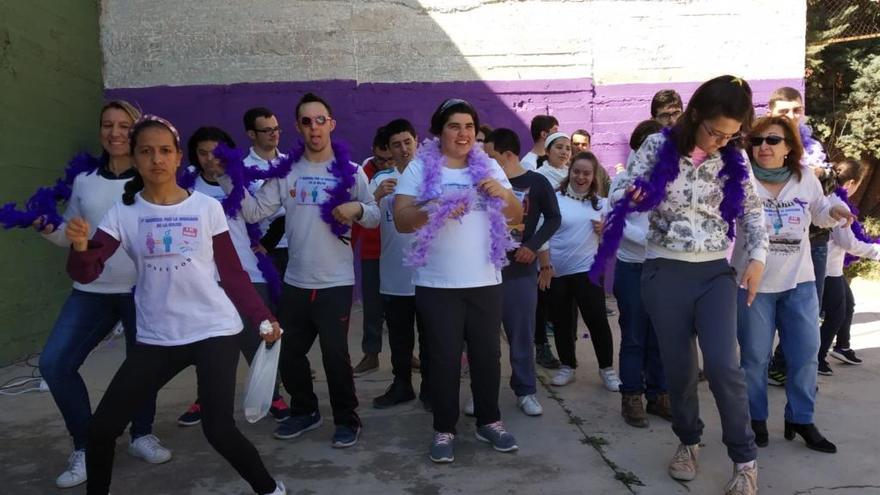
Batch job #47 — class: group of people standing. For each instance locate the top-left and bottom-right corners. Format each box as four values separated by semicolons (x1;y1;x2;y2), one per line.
18;74;874;495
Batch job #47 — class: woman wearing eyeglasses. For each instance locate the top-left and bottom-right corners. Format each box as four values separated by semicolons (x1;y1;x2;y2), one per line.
607;76;767;494
732;116;853;456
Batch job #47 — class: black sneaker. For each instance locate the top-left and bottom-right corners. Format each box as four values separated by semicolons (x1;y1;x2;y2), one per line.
373;381;416;409
817;360;833;376
829;347;862;365
274;411;322;440
177;402;202;426
535;343;561;369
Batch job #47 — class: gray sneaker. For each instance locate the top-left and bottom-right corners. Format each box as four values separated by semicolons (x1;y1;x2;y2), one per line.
430;432;455;463
475;421;518;452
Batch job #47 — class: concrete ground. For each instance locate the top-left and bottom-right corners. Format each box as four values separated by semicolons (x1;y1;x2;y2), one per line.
2;280;880;495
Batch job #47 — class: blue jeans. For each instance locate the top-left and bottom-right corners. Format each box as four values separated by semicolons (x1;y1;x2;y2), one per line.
738;282;819;424
614;260;667;397
39;289;156;450
502;272;538;396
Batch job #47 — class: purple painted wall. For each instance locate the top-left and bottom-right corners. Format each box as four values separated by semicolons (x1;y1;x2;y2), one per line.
106;76;802;171
106;78;593;164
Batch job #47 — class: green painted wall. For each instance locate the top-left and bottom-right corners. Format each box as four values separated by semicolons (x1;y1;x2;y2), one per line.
0;1;103;364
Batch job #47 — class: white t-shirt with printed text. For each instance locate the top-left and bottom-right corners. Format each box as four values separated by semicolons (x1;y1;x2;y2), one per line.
395;157;513;289
98;191;243;345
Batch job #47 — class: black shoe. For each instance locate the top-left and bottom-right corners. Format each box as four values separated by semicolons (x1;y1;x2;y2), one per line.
751;420;768;447
535;343;561;369
372;381;416;409
818;360;833;376
784;421;837;453
829;347;862;365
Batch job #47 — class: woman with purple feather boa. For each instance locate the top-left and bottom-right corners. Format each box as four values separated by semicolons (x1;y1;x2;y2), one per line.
30;101;170;489
174;126;291;428
393;98;522;464
606;76;768;494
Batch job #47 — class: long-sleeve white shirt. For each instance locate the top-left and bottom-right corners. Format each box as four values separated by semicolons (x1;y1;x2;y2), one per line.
42;169;137;293
731;170;838;293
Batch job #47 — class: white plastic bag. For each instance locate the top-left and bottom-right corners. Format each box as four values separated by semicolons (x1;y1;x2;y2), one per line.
242;321;282;423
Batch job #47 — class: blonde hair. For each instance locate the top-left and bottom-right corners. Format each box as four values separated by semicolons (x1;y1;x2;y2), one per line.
99;100;141;126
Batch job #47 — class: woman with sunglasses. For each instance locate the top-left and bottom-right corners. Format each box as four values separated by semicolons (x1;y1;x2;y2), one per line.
733;116;853;455
608;76;766;494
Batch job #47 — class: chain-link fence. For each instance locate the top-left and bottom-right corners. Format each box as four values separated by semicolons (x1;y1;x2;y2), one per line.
808;0;880;47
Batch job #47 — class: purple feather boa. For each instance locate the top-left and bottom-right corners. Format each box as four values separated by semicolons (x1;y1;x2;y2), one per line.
833;186;879;266
799;124;828;169
588;128;747;284
0;152;102;230
217;140;356;237
404;138;518;269
246;222;282;304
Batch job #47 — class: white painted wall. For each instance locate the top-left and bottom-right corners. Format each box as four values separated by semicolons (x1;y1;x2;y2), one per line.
101;0;805;89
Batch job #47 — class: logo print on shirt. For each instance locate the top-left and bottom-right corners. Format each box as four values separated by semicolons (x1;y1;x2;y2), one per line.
139;215;202;271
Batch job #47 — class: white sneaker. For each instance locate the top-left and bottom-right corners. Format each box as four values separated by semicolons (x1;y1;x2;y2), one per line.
599;367;622;392
517;394;543;416
267;480;287;494
463;396;475;416
551;366;576;386
128;434;172;464
55;449;87;488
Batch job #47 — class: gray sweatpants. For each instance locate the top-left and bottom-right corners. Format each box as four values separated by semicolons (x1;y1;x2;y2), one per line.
641;258;756;463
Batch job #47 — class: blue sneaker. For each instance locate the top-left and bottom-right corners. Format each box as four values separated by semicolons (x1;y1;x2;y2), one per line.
331;425;361;448
274;412;322;440
429;432;455;463
475;421;518;452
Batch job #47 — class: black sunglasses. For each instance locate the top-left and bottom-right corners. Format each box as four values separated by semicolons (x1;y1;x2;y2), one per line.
749;136;786;146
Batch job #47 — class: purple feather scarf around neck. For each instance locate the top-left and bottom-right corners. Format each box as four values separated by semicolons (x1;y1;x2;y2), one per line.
587;128;747;284
403;138;518;269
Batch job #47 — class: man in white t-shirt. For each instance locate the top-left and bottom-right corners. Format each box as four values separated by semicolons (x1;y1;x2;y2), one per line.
219;93;380;449
520;115;558;171
242;107;289;273
368;118;432;410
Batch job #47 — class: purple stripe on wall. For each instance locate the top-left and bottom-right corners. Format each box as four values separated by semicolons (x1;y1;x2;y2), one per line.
106;76;802;171
106;78;594;165
590;78;805;167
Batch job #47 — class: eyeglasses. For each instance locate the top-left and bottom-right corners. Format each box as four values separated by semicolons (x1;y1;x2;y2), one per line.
749;136;786;146
299;115;329;128
701;121;741;142
254;126;281;134
373;156;395;166
656;110;682;122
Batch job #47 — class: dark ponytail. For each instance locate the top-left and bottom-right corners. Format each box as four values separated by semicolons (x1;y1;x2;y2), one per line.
122;170;144;205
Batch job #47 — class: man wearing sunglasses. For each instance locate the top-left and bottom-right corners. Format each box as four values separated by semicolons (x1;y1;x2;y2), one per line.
243;107;290;278
219;93;380;449
765;87;839;386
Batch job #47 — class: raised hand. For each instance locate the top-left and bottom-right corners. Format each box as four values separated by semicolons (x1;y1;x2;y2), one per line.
65;217;91;252
374;178;397;202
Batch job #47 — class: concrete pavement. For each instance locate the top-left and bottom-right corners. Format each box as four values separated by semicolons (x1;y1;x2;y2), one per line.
2;280;880;495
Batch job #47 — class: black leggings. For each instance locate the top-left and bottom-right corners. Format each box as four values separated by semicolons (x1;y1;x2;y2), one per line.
86;334;276;495
548;272;614;369
819;276;855;359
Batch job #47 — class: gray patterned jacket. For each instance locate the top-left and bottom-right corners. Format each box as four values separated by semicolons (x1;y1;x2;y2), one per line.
612;133;768;265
